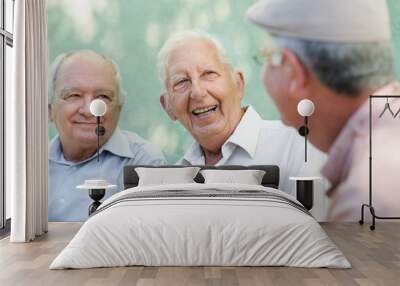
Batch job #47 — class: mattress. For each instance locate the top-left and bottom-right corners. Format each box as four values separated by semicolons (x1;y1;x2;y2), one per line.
50;183;350;269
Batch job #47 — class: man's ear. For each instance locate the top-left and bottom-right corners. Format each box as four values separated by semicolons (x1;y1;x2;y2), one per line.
160;93;177;121
48;104;53;122
234;70;245;99
282;48;309;100
117;103;122;113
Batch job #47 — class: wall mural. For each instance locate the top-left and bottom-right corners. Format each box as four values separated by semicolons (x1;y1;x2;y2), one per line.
47;0;400;222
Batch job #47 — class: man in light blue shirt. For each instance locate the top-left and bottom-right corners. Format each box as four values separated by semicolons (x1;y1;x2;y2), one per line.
49;128;164;221
48;50;165;221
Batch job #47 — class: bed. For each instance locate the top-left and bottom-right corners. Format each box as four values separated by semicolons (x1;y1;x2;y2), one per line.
50;165;350;269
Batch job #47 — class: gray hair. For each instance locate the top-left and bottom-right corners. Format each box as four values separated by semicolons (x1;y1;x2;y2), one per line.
157;30;233;89
273;36;395;96
48;50;127;105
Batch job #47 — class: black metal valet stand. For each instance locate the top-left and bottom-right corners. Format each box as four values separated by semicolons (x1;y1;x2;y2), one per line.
359;95;400;230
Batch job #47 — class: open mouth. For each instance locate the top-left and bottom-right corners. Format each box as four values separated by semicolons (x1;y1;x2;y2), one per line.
191;105;218;116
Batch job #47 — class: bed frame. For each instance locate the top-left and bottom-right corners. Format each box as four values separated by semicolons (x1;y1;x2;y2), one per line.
123;165;280;190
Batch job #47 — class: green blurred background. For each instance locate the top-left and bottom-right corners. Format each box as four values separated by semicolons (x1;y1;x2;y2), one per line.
47;0;400;163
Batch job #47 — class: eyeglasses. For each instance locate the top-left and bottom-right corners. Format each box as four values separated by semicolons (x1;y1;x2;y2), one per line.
252;47;283;67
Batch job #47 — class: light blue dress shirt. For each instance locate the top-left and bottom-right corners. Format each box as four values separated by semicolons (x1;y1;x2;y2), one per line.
49;128;166;222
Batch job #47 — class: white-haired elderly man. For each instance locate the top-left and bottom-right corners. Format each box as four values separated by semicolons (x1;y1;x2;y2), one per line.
48;50;166;222
158;30;325;196
247;0;400;222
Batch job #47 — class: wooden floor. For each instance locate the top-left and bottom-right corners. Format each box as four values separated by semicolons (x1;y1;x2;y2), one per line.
0;222;399;286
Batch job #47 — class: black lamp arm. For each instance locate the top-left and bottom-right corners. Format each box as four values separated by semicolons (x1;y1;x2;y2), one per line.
305;116;308;163
95;117;106;162
97;116;100;162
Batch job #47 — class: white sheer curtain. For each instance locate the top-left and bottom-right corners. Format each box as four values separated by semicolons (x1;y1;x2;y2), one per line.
7;0;48;242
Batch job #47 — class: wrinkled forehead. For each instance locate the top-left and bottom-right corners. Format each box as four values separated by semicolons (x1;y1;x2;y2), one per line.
56;53;118;93
166;39;226;78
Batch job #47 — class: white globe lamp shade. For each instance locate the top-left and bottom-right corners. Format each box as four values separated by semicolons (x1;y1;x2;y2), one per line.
90;99;107;117
297;99;315;117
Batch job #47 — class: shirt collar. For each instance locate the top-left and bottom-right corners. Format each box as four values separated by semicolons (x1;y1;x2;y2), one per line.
49;127;135;166
181;141;204;165
101;127;135;158
224;105;262;158
181;105;262;164
321;81;400;185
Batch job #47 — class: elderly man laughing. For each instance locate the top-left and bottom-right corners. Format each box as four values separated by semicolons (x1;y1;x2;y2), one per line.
158;31;324;195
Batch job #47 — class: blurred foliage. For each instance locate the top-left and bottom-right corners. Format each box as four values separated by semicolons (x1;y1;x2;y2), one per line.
47;0;400;163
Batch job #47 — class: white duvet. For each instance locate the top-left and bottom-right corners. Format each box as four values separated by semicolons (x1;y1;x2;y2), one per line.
50;183;350;269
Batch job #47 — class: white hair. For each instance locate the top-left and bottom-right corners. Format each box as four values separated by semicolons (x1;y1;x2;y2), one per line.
48;50;127;105
157;30;233;89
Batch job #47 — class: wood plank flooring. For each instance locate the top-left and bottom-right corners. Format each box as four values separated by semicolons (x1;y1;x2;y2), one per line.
0;222;399;286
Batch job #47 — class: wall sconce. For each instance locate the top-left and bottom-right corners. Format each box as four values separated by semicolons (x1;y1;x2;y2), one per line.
290;99;319;211
89;99;107;162
297;99;315;162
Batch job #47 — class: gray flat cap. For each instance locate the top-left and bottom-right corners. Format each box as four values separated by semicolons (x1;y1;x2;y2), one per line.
246;0;390;43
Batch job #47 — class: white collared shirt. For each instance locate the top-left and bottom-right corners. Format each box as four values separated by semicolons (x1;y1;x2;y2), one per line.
49;127;166;221
179;106;326;195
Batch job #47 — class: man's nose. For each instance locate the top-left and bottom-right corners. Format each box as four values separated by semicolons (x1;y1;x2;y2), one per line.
190;80;206;100
78;98;93;117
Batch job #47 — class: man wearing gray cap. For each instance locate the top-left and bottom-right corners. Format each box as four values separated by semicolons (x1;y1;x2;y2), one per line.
247;0;400;221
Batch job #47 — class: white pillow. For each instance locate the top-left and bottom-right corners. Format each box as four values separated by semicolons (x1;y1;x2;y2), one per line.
200;169;266;185
136;167;200;186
